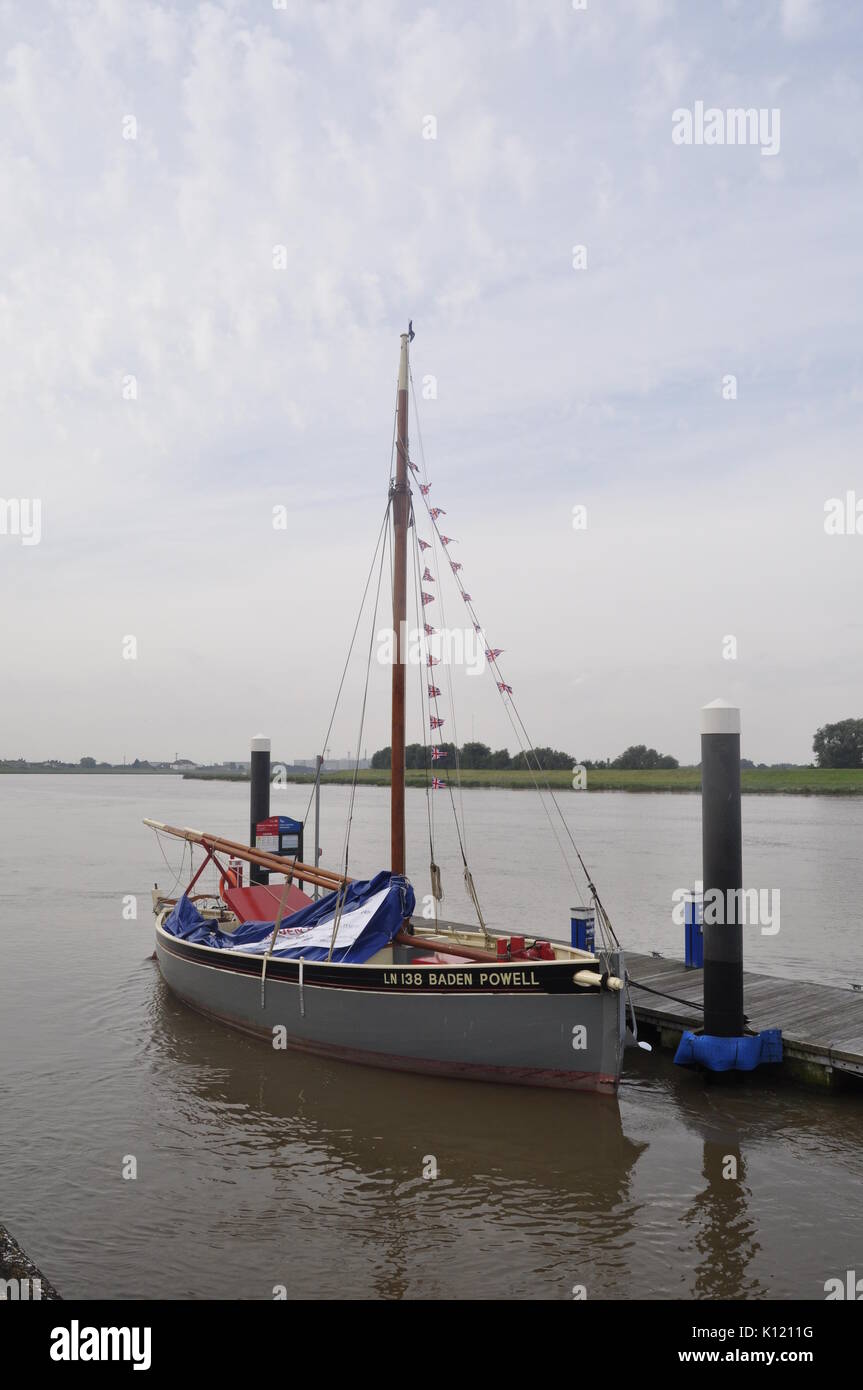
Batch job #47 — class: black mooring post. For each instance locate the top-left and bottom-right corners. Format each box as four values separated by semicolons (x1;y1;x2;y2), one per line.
249;734;271;886
701;700;744;1037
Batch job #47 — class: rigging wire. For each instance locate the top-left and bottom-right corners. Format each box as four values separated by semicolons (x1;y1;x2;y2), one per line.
328;493;391;958
407;366;619;953
407;381;493;937
409;497;437;922
408;370;470;856
298;496;392;832
153;831;192;898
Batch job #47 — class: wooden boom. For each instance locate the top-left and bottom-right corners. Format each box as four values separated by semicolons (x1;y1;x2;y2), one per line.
143;819;350;892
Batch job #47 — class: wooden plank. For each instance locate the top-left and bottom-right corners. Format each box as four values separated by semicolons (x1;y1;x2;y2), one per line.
625;949;863;1071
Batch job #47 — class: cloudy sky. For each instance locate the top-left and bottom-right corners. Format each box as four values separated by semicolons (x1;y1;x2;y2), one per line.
1;0;860;767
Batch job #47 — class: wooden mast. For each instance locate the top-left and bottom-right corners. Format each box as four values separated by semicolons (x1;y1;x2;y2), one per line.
391;331;410;875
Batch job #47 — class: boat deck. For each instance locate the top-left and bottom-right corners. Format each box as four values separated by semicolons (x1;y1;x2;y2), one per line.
624;950;863;1086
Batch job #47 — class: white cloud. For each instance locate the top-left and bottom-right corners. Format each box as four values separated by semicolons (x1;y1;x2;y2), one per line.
0;0;860;766
780;0;821;41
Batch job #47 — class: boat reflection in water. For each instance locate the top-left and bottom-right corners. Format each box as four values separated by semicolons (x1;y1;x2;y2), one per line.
147;973;646;1299
147;976;863;1299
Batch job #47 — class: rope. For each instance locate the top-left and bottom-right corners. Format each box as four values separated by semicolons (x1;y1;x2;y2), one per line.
626;976;706;1012
327;496;390;960
296;388;399;834
407;366;620;950
408;485;491;943
409;497;439;926
296;496;392;834
260;867;297;1008
153;831;191;897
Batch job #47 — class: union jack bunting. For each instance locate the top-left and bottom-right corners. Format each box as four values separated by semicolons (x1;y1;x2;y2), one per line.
430;508;446;520
439;535;455;546
497;682;513;695
430;716;445;730
432;777;446;790
420;483;431;496
431;746;447;761
418;539;431;551
424;623;437;636
426;655;440;667
421;591;434;606
473;623;483;633
422;567;434;582
485;648;504;660
462;593;472;602
409;461;419;473
450;561;463;572
428;684;442;698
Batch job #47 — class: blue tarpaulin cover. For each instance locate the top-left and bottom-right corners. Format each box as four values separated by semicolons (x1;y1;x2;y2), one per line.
162;871;414;964
674;1029;783;1072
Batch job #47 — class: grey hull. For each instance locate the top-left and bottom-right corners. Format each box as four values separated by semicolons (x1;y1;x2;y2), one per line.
155;930;626;1093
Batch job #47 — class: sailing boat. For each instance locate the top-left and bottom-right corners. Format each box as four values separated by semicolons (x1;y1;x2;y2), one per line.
148;330;627;1093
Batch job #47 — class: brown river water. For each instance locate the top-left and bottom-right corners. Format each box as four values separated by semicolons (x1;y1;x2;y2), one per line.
1;774;862;1299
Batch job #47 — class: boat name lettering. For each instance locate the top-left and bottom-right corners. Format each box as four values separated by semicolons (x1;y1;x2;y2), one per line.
382;969;540;987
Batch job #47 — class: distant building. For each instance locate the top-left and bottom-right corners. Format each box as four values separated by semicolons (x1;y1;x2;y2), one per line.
170;758;198;771
293;756;371;771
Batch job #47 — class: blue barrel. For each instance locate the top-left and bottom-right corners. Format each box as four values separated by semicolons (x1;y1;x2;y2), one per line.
571;906;595;953
684;891;703;968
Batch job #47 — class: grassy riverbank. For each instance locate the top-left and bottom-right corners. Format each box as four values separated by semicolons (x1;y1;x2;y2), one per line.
185;767;863;794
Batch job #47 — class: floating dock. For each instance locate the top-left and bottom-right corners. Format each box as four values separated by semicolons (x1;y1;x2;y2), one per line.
626;951;863;1089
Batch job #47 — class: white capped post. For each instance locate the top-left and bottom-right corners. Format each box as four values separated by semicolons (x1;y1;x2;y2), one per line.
700;699;744;1038
250;734;271;885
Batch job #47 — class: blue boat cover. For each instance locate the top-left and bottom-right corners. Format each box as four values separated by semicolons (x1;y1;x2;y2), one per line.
162;871;414;964
674;1028;783;1072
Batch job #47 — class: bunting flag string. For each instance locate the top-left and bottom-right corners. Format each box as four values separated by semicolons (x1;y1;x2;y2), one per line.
410;464;519;713
421;591;434;605
424;622;437;636
432;777;447;790
418;538;431;551
406;364;613;952
428;684;442;698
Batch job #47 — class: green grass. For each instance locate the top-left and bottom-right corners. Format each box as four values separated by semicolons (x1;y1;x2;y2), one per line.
185;767;863;795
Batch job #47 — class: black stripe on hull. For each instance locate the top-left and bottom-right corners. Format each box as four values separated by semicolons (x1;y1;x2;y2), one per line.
156;930;604;996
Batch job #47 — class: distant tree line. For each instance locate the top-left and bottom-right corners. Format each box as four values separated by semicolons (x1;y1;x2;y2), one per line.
371;742;579;771
370;741;679;771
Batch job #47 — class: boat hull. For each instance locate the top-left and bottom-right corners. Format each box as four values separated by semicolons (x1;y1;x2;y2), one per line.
155;930;626;1094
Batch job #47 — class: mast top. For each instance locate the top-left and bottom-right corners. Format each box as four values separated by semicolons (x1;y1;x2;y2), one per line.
398;331;410;390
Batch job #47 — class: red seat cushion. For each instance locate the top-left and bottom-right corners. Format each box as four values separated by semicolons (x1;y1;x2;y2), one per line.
222;881;313;923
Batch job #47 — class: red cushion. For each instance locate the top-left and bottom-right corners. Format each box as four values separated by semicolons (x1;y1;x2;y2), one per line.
222;881;313;923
